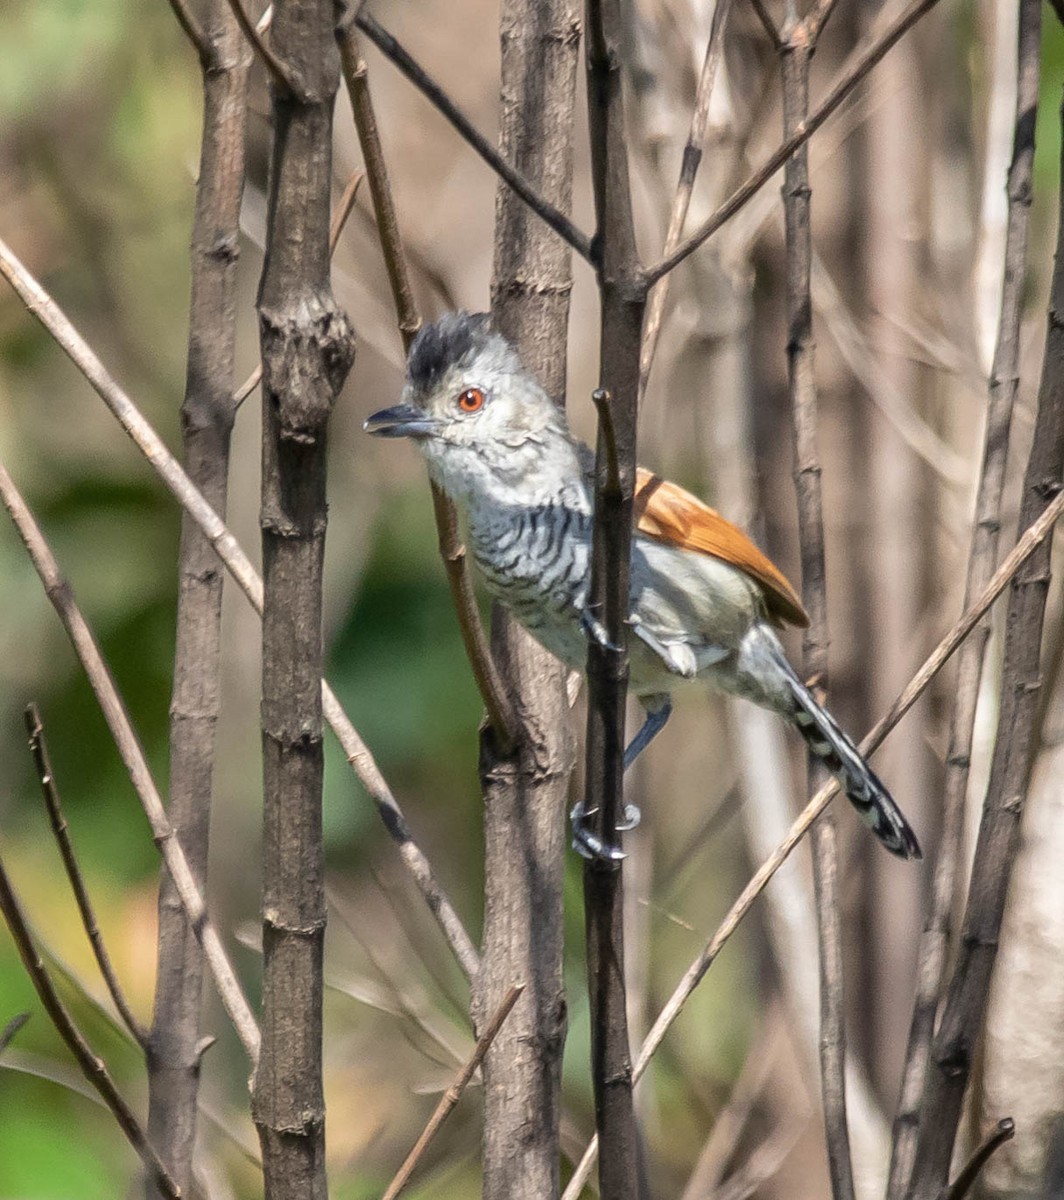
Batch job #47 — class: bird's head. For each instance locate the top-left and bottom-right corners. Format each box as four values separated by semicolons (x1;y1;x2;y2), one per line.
364;312;576;504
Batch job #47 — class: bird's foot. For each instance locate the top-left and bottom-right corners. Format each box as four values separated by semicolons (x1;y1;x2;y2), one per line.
570;800;626;863
580;609;621;654
616;803;641;831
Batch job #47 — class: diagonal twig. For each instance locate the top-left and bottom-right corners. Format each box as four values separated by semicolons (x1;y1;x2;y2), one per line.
0;841;180;1198
942;1118;1015;1200
0;235;480;983
0;1012;30;1058
224;0;302;96
167;0;213;64
561;479;1064;1198
23;704;148;1050
379;984;524;1200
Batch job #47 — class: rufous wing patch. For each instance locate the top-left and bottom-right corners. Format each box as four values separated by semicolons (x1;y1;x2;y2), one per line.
634;469;810;629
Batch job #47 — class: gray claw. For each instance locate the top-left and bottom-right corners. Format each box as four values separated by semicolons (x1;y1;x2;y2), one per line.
580;609;621;654
571;800;627;863
616;803;641;831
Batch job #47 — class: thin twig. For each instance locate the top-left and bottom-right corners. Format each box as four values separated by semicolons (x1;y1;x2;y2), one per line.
941;1118;1015;1200
0;232;480;985
351;8;594;264
380;984;524;1200
0;460;261;1064
749;0;783;48
560;481;1064;1199
167;0;213;64
234;168;364;409
223;0;301;96
23;704;149;1049
644;0;944;285
887;0;1041;1191
0;843;181;1198
0;1012;30;1058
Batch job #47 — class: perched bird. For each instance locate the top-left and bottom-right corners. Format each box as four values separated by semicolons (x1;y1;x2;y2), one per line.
365;312;921;862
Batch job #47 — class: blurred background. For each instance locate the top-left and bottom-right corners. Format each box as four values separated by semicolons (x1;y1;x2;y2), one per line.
1;0;1064;1196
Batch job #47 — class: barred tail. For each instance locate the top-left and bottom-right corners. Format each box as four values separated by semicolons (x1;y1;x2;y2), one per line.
784;669;921;860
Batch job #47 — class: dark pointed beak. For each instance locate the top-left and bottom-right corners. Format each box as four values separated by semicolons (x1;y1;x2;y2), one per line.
363;404;439;439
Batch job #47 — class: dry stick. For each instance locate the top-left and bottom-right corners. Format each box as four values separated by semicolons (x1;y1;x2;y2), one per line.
582;1;648;1197
638;0;736;397
476;4;580;1197
167;0;212;64
234;169;363;409
0;461;261;1064
0;841;181;1198
886;1;1041;1193
942;1118;1015;1200
904;73;1064;1200
151;4;251;1193
0;236;480;984
222;0;301;97
560;480;1064;1199
336;27;519;752
777;6;855;1199
379;984;524;1200
644;0;944;286
23;705;148;1049
247;0;356;1189
350;8;594;265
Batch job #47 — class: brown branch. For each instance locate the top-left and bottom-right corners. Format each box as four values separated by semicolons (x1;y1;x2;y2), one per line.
942;1118;1015;1200
224;0;302;97
351;8;594;265
248;0;356;1190
0;842;181;1199
0;234;480;984
23;704;148;1049
167;0;213;64
234;169;363;410
380;984;524;1200
149;3;251;1191
0;459;262;1064
887;0;1041;1191
644;0;945;286
0;1012;30;1058
582;1;647;1197
561;479;1064;1197
905;64;1064;1200
335;28;519;750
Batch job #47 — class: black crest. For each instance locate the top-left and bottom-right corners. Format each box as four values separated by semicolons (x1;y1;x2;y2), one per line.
407;312;492;390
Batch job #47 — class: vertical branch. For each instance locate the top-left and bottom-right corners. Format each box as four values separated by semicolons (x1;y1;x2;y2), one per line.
888;0;1041;1190
249;2;356;1196
583;1;647;1196
149;3;250;1194
778;11;855;1200
474;4;580;1198
905;73;1064;1200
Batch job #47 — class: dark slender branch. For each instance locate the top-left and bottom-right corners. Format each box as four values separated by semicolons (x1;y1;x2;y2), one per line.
335;27;520;750
0;233;480;984
380;984;524;1200
942;1119;1015;1200
887;1;1041;1192
582;1;647;1196
352;9;594;265
905;70;1064;1200
0;457;261;1063
149;4;251;1191
0;843;181;1199
23;704;148;1049
644;0;944;286
749;0;783;48
166;0;213;65
0;1012;30;1058
779;12;853;1199
224;0;302;97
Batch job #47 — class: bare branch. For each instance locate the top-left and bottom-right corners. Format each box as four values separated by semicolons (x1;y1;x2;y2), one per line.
943;1119;1015;1200
23;704;148;1049
351;8;594;264
380;984;524;1200
166;0;213;65
0;842;181;1199
644;0;945;286
0;1012;30;1058
224;0;302;96
0;234;480;983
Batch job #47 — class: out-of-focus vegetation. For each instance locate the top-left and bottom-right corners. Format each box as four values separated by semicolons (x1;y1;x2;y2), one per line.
2;0;1064;1196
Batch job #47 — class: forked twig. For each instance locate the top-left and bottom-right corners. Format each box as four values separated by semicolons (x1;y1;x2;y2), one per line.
0;843;180;1198
167;0;212;63
379;984;524;1200
224;0;301;96
23;704;148;1049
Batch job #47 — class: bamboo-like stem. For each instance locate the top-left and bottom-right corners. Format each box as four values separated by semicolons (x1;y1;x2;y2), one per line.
0;234;480;983
904;73;1064;1200
379;984;523;1200
560;479;1064;1198
887;1;1041;1192
582;1;647;1195
149;3;251;1191
0;459;262;1065
335;27;519;750
0;845;181;1199
23;704;148;1049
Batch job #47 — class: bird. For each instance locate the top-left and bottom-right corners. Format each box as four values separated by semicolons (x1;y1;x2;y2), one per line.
364;312;921;863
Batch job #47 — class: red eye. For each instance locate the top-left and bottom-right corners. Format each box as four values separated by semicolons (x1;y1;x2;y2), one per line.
457;387;485;413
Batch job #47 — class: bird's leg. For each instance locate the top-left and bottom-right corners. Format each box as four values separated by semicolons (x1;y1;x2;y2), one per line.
580;606;622;654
